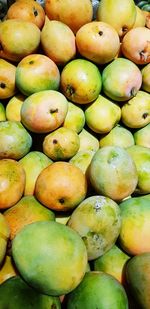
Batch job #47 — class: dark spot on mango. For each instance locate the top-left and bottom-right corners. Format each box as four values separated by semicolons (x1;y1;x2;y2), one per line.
130;87;137;97
94;201;101;211
50;108;58;114
122;25;128;33
142;112;149;119
59;198;65;204
66;85;75;96
29;60;34;65
0;82;6;89
33;7;38;17
53;139;58;144
139;50;147;62
98;31;103;36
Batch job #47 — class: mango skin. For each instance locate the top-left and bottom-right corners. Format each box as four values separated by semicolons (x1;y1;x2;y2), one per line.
118;196;150;255
102;58;142;102
12;221;87;296
15;54;60;96
0;103;6;121
93;244;130;284
0;214;10;265
134;123;150;148
141;63;150;92
0;19;41;62
60;58;102;104
67;195;121;260
4;196;55;240
19;151;52;196
0;276;61;309
0;255;17;284
63;102;85;133
97;0;136;38
126;252;150;309
88;146;138;201
0;121;32;160
99;125;134;149
127;145;150;194
66;271;129;309
85;94;121;134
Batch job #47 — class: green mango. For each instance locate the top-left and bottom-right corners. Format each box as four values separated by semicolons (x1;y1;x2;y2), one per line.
126;252;150;309
66;271;129;309
0;276;61;308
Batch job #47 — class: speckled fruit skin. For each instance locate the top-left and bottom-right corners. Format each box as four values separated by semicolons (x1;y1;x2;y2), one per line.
12;221;88;296
67;195;121;260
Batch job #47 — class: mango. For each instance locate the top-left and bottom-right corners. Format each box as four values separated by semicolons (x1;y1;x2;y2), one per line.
0;276;61;308
126;252;150;309
12;221;87;296
66;271;129;309
118;195;150;255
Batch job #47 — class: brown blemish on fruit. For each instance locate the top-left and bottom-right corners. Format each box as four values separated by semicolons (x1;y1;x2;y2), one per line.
130;87;137;97
29;60;34;65
98;31;103;36
139;41;150;62
122;26;128;34
53;139;58;144
33;7;38;17
66;85;75;97
0;82;6;89
59;198;65;204
50;108;58;114
142;112;149;119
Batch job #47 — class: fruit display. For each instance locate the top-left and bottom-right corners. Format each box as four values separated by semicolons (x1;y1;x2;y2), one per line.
0;0;150;308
